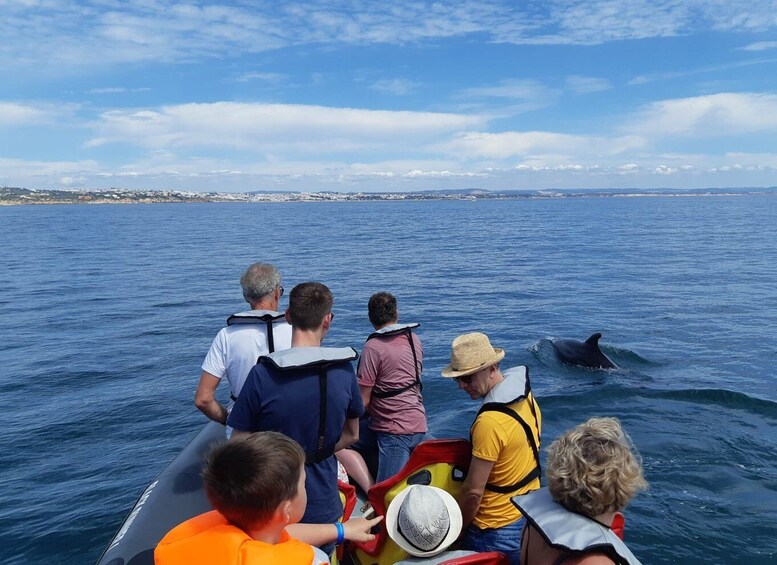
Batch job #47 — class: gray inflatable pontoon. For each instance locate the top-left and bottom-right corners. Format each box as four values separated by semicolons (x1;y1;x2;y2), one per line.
96;422;224;565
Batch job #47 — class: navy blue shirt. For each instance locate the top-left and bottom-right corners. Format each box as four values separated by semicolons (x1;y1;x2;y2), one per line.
228;352;363;524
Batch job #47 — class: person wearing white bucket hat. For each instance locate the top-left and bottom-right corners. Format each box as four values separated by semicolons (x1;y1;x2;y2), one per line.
386;485;463;558
441;333;542;565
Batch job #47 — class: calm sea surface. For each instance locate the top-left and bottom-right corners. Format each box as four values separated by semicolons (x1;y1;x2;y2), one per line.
1;197;776;564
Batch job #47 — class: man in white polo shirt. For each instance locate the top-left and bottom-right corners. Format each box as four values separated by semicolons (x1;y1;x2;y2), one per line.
194;262;292;434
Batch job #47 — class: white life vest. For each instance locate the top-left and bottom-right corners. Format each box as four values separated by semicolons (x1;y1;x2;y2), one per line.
224;310;289;402
368;322;420;337
264;346;358;368
481;366;530;405
226;309;287;353
511;488;642;565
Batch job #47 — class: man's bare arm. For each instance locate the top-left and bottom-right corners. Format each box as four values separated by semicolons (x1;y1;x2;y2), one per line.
458;455;495;529
194;371;227;424
335;417;360;451
359;384;373;411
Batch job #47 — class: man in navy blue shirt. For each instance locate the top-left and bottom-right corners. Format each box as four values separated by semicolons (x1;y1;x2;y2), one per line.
229;282;363;528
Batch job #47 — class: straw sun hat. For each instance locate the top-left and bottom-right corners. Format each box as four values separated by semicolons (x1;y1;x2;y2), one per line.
441;332;505;379
386;485;462;558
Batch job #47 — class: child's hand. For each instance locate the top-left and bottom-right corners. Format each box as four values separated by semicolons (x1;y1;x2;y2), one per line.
343;515;384;542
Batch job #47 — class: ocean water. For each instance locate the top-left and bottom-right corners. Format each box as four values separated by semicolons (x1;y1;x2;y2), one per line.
1;196;776;564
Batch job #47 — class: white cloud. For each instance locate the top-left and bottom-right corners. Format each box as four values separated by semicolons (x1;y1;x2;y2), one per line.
741;41;777;51
236;72;286;84
85;87;151;94
87;102;487;153
455;80;560;114
86;87;127;94
4;149;777;192
0;156;102;181
722;152;777;168
654;165;676;175
628;58;777;85
566;75;612;94
458;79;556;101
59;175;88;186
500;1;689;45
404;169;487;178
4;1;776;72
0;102;50;125
370;78;420;96
442;131;645;159
625;92;777;137
75;93;774;187
496;0;777;46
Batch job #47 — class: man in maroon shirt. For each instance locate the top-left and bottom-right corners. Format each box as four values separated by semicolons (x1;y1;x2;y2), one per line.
357;292;427;482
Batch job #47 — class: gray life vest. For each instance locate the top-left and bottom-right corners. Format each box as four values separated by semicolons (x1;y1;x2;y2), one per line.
261;346;359;465
474;366;541;495
362;322;422;399
511;488;642;565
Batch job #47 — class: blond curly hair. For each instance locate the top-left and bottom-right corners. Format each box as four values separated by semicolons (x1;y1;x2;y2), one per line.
546;417;647;518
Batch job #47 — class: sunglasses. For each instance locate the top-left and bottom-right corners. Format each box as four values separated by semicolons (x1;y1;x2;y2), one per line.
278;284;284;297
453;374;474;385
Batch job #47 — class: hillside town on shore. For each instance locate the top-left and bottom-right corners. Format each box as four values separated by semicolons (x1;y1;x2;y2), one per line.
1;185;775;206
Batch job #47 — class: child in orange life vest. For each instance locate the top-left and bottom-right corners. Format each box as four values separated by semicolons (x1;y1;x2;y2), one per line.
155;432;382;565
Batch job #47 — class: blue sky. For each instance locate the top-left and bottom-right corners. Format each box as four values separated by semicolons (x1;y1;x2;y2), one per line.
2;1;777;193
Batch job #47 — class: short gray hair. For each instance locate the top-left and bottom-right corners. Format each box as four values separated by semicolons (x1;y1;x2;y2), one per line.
240;263;281;303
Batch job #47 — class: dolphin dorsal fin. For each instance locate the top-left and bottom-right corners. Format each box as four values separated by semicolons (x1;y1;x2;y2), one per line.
585;332;603;345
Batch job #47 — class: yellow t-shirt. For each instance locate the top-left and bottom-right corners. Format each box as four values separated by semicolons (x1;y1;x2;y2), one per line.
470;393;542;529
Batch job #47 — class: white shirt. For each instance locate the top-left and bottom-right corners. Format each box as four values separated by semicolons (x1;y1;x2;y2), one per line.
201;317;292;400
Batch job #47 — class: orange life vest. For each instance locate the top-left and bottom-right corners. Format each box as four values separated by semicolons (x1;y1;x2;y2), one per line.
154;510;316;565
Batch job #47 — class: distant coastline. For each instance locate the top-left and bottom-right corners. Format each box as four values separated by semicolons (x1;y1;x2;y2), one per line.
2;185;776;206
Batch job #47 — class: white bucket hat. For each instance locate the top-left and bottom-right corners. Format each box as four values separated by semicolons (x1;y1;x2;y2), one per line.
386;485;463;558
441;332;505;379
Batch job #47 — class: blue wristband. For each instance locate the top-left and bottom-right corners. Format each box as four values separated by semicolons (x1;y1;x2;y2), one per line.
334;521;345;545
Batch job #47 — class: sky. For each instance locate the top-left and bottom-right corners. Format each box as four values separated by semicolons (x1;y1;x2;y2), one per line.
1;1;777;193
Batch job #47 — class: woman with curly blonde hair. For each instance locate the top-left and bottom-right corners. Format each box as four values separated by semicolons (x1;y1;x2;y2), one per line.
512;417;648;565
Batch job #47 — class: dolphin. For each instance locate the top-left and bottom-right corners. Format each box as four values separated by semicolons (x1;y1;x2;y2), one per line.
551;332;618;369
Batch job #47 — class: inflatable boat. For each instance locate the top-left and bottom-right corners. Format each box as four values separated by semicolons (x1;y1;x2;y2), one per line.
97;422;225;565
97;422;509;564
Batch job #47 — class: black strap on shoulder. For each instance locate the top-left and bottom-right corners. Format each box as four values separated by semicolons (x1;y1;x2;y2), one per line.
370;330;423;399
230;326;278;401
305;364;334;465
227;313;278;357
475;400;542;494
251;323;278;366
523;369;542;454
237;357;336;464
524;370;539;426
265;319;275;353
